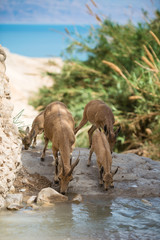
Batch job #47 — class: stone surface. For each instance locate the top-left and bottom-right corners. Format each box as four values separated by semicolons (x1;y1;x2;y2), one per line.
0;195;5;209
37;187;68;205
7;204;23;211
21;146;160;198
0;46;22;209
72;194;83;203
5;193;23;207
27;196;37;205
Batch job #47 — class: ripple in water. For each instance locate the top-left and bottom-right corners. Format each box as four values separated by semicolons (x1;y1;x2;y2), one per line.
0;197;160;240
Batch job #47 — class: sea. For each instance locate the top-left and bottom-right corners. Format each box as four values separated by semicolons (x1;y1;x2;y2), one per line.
0;24;93;59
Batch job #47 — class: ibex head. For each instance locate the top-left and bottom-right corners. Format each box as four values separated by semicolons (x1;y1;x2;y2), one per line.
104;125;121;153
22;127;35;150
103;167;119;190
58;154;80;195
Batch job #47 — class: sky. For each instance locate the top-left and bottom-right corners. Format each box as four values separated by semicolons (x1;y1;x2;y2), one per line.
0;0;160;25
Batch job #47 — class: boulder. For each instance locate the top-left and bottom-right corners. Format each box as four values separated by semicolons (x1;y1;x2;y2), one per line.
37;187;68;205
5;193;23;207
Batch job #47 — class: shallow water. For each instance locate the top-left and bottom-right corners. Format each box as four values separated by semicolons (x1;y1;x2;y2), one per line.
0;197;160;240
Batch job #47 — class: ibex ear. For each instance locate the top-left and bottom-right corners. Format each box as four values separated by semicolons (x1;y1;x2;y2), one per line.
115;126;121;137
25;126;30;134
68;152;80;176
104;125;108;135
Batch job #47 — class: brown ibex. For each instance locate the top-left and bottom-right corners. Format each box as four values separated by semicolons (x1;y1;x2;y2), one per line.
88;129;118;190
75;100;120;152
41;101;80;194
22;111;44;150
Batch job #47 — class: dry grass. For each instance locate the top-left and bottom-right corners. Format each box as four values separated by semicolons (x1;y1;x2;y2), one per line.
150;31;160;45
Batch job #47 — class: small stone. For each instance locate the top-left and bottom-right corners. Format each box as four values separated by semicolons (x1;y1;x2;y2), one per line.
19;188;26;192
72;194;83;204
27;196;37;205
37;187;68;205
141;199;152;206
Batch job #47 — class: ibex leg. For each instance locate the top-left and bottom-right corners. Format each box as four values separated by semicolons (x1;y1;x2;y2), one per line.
88;125;97;147
74;118;88;134
40;137;49;161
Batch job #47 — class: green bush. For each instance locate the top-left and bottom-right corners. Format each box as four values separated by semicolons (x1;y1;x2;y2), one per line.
30;11;160;160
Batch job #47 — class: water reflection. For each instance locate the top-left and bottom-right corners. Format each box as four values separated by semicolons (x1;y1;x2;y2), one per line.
0;197;160;240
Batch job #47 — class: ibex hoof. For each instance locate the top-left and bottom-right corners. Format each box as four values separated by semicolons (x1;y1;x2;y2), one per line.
40;157;45;162
99;183;103;187
87;163;90;167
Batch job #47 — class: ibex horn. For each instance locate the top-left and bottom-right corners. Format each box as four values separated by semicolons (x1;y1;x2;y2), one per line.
61;156;65;175
111;166;119;176
68;151;80;176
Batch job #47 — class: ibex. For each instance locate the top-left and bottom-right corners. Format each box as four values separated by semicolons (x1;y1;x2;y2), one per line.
41;101;80;194
75;100;120;152
22;111;44;150
88;129;118;190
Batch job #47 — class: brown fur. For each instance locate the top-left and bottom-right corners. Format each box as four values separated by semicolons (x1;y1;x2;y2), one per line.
88;129;118;190
41;101;79;194
22;111;44;150
75;100;120;151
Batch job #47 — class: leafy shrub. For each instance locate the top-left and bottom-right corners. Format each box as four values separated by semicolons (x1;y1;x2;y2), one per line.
30;11;160;160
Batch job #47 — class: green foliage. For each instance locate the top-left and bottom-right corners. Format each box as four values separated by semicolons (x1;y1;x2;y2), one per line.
30;11;160;160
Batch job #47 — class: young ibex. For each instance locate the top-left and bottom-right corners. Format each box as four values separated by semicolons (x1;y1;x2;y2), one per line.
41;101;80;194
88;129;118;190
75;100;120;152
22;111;44;150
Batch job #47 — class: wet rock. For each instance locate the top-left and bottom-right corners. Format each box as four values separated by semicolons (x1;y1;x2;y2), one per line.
7;204;23;211
141;199;152;206
72;194;83;204
30;203;39;210
21;147;160;198
37;187;68;205
5;193;23;207
27;196;37;205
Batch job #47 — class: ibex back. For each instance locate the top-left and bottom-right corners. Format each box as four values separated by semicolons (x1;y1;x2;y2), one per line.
22;111;44;150
41;101;80;194
75;100;120;151
88;129;118;190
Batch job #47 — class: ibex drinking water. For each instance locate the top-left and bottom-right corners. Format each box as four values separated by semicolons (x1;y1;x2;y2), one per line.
41;101;80;194
88;129;118;190
22;111;44;150
75;100;121;151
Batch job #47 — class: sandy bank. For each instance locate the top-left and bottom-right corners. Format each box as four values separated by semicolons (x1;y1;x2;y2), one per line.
5;49;63;126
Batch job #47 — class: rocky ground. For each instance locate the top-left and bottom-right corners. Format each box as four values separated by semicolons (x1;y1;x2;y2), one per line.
13;145;160;204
